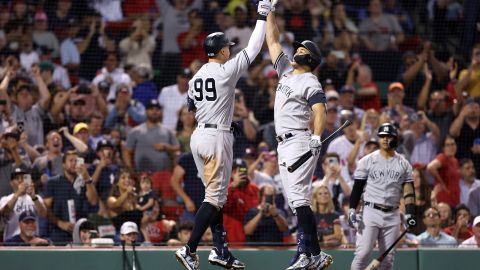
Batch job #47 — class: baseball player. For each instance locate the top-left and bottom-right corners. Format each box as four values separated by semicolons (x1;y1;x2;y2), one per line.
348;123;416;270
265;8;333;270
175;2;272;270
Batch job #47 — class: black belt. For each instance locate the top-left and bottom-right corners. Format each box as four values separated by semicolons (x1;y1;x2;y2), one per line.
364;201;398;213
200;123;234;132
275;129;308;143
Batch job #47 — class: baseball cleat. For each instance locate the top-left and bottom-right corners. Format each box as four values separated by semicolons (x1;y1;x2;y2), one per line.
307;251;333;270
175;246;200;270
286;253;311;270
208;247;245;269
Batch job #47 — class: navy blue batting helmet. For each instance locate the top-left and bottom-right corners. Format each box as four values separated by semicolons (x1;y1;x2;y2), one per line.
204;32;235;58
293;40;322;64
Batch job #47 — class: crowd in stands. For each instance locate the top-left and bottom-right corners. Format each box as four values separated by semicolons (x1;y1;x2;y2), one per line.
0;0;479;249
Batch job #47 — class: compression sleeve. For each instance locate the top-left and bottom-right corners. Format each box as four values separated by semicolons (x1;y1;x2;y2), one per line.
349;180;366;209
244;20;267;64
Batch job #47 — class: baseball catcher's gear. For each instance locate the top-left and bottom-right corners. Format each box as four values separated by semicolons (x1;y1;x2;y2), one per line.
204;32;235;57
293;40;321;69
377;123;398;149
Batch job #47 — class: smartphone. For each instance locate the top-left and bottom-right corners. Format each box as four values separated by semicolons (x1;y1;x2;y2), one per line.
17;121;24;133
265;195;274;205
23;174;32;186
76;157;85;166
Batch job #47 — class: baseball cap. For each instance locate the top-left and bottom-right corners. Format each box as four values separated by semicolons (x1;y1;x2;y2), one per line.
120;221;139;235
340;109;355;122
134;65;153;79
266;68;278;78
34;11;48;21
146;99;162;109
233;158;247;169
73;122;89;135
323;78;334;86
115;83;130;95
67;17;79;27
473;216;480;227
11;167;27;179
39;45;54;55
18;210;37;222
178;68;193;78
325;90;339;101
339;86;355;94
366;137;379;147
39;61;54;72
388;82;404;92
96;139;114;151
243;147;257;159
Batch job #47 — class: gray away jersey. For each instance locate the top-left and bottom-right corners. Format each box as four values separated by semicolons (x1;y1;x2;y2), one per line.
273;52;325;135
188;50;250;126
353;150;413;207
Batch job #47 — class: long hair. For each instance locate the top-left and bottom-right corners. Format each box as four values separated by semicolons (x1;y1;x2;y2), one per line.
311;185;335;214
413;167;431;205
109;169;133;198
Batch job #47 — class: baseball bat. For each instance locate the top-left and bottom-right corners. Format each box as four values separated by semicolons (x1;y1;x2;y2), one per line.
287;119;352;173
364;229;408;270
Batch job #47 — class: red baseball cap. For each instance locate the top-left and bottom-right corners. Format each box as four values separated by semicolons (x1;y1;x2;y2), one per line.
388;82;404;92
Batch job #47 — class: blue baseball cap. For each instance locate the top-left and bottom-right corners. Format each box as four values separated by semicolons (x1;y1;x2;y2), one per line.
19;210;37;222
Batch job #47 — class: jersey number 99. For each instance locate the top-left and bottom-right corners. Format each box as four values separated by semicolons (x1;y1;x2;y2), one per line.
194;78;217;101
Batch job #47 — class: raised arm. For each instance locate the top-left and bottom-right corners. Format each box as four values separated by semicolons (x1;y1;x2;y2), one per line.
266;12;283;66
243;1;271;61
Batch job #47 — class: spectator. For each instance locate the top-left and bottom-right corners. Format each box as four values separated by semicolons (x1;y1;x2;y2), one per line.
104;84;146;138
131;65;158;107
0;130;30;196
443;204;474;243
315;153;352;211
283;0;314;42
48;0;76;42
459;216;480;248
176;105;195;153
72;122;96;164
43;150;98;243
337;86;365;122
252;68;277;125
232;89;258;158
0;167;46;240
311;185;343;248
1;66;51;146
4;210;50;246
319;53;347;92
107;170;142;234
457;44;480;97
177;9;208;68
87;113;106;150
170;152;205;221
223;158;260;244
405;111;441;166
459;158;480;205
338;196;356;247
247;150;280;192
136;174;156;235
32;11;60;59
19;35;39;72
146;215;177;244
419;90;455;140
449;98;480;177
468;185;480;217
119;221;141;245
167;221;194;246
158;68;192;131
60;18;81;73
72;218;96;246
416;206;457;247
243;184;288;245
412;167;432;235
319;100;340;157
92;52;132;103
225;4;253;57
346;63;380;111
358;0;404;51
119;19;155;69
383;0;414;34
381;82;415;125
38;60;70;91
427;135;460;208
327;110;362;184
437;202;454;229
322;1;358;51
124;99;180;173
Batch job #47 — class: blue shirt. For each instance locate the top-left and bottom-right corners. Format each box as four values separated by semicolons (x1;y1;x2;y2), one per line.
416;231;457;247
177;153;205;210
132;80;158;107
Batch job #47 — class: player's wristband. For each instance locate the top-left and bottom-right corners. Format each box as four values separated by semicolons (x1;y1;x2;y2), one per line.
257;14;267;21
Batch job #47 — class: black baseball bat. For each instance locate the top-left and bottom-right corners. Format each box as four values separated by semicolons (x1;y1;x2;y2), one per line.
287;120;352;173
364;229;408;270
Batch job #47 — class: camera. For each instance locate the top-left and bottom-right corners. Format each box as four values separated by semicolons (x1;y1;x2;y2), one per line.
98;80;111;93
23;174;32;186
77;83;92;95
265;194;274;205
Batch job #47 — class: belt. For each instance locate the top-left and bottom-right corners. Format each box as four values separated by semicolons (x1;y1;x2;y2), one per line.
197;123;233;132
275;129;308;143
364;201;398;213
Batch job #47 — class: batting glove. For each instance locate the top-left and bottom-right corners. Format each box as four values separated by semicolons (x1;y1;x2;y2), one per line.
348;208;359;229
257;0;272;18
309;135;322;156
405;214;417;230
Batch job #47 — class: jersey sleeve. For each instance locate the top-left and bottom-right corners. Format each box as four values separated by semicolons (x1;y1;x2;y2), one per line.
273;52;293;77
403;161;413;183
303;79;326;107
224;49;250;83
353;156;369;180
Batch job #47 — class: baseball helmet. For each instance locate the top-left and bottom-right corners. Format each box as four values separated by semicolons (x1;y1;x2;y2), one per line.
377;123;398;149
204;32;235;57
293;40;322;65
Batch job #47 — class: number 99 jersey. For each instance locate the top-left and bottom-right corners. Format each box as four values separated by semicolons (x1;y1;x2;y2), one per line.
188;49;251;126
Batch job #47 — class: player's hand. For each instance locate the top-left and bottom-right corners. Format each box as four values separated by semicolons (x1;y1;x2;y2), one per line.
257;0;271;17
185;199;196;213
348;208;359;229
405;214;416;230
309;135;322;156
271;0;278;12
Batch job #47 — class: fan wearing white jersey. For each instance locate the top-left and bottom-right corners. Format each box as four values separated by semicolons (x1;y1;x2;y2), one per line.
265;8;333;270
348;123;417;270
174;2;272;270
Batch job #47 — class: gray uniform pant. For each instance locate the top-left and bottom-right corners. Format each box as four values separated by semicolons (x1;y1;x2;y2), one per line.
351;206;401;270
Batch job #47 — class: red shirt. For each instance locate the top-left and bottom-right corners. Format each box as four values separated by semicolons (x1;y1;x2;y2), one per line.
147;220;171;243
435;153;460;208
355;82;381;111
443;225;474;243
223;182;259;245
177;32;208;68
123;0;158;16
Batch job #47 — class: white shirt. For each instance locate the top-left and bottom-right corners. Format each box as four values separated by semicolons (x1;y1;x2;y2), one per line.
459;235;479;248
460;179;480;205
327;135;364;185
158;84;188;131
0;194;44;240
92;67;132;102
20;51;39;72
60;38;80;65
